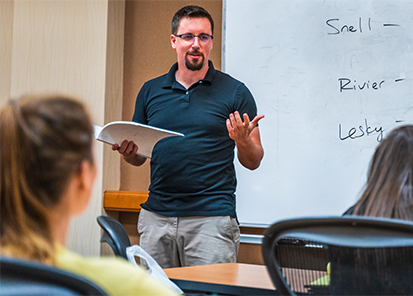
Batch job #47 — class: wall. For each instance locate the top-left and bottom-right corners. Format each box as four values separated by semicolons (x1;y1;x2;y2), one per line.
2;0;124;256
0;0;13;102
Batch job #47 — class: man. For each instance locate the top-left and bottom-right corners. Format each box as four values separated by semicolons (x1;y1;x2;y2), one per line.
113;5;264;268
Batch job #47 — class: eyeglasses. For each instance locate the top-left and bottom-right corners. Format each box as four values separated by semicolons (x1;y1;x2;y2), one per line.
174;33;213;44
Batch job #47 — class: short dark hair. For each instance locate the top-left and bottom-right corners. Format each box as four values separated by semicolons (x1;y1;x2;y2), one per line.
171;5;214;35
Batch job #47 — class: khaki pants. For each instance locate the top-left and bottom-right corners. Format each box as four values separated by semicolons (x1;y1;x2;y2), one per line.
137;208;240;268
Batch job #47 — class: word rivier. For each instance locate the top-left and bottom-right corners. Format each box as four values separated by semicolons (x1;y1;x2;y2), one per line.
339;118;383;142
339;78;385;92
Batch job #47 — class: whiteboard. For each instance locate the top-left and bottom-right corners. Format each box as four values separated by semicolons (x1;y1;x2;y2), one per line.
223;0;413;226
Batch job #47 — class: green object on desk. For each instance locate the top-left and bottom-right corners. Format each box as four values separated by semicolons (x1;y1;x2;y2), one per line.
309;262;330;286
310;274;330;286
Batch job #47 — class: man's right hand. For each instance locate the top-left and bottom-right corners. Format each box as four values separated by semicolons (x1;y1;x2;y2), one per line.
112;140;146;166
112;140;138;157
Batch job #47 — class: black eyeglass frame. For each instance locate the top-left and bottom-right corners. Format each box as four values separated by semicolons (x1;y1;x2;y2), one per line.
173;33;214;43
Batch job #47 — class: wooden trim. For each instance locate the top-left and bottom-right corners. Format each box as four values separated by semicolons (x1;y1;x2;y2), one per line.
103;190;148;212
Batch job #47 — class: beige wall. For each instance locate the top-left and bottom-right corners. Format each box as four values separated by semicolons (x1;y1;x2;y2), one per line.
2;0;124;256
0;1;13;102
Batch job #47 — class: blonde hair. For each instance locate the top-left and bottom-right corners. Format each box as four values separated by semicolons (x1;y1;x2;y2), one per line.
0;94;94;264
353;125;413;221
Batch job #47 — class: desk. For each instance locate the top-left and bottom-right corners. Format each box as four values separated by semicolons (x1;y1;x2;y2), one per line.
164;263;276;295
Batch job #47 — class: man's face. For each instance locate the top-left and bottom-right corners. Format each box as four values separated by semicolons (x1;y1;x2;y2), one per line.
171;17;213;71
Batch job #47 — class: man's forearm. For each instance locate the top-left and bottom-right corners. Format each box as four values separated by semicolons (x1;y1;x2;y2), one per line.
236;137;264;170
123;154;147;166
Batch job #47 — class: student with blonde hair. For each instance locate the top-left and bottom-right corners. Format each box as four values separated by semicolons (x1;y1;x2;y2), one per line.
0;94;179;296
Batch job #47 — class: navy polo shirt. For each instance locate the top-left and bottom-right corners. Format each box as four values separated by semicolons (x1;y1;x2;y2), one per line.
132;61;257;218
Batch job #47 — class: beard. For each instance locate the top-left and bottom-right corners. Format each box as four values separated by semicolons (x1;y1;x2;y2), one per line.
185;51;204;71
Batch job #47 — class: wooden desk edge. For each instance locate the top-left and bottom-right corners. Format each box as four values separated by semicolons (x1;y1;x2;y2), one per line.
164;263;275;294
164;263;275;290
169;279;276;295
103;190;148;212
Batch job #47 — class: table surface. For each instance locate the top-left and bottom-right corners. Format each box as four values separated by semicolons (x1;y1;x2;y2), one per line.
164;262;276;293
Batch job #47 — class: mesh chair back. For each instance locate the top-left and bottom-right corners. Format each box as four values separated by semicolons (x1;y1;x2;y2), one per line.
97;215;131;259
261;216;413;296
329;246;413;295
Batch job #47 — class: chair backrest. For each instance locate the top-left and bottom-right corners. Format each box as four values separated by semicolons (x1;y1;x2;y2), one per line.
261;216;413;296
97;215;131;259
0;256;108;296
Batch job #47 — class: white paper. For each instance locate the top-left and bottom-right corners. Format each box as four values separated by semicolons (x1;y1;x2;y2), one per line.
93;121;184;158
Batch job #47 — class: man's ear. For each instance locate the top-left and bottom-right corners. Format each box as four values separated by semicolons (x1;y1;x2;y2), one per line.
171;34;177;49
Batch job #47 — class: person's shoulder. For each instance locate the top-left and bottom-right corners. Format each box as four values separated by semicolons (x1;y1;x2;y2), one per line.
55;247;178;296
143;63;177;88
214;68;241;82
143;73;169;87
213;70;250;92
90;257;179;296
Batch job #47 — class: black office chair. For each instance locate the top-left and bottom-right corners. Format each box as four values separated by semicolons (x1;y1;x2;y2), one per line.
0;256;108;296
261;216;413;295
97;215;131;259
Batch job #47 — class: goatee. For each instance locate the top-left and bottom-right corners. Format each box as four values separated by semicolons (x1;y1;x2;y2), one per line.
185;52;204;71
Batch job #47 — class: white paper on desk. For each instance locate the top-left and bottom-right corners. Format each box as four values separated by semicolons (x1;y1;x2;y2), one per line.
126;245;184;294
93;121;184;159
